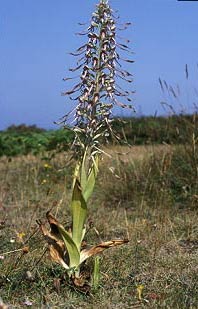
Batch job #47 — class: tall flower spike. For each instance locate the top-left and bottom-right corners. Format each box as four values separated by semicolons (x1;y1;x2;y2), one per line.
62;0;134;158
39;0;131;290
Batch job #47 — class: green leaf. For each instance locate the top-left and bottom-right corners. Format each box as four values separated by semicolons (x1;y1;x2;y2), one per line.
72;161;81;189
71;179;87;250
80;148;88;192
83;155;99;202
58;224;80;269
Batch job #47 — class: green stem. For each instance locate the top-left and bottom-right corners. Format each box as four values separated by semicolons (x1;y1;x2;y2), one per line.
91;17;103;119
92;256;100;289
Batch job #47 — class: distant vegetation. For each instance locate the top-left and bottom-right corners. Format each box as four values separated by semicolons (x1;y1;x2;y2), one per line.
0;113;197;157
0;124;74;157
113;113;198;145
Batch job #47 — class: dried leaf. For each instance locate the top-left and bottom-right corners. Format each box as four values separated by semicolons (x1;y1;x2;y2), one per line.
80;239;129;263
38;219;69;270
45;212;64;241
46;212;80;268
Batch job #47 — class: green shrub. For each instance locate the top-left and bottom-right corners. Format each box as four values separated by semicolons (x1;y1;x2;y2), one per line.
0;129;74;157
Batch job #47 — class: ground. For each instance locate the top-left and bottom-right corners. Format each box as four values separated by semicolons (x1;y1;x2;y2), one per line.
0;145;197;308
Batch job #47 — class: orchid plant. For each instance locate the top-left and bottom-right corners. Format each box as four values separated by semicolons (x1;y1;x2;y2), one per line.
38;0;133;290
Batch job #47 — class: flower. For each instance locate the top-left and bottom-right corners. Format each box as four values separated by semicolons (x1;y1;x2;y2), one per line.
43;163;52;169
62;0;134;158
16;232;25;243
137;284;144;300
23;299;33;306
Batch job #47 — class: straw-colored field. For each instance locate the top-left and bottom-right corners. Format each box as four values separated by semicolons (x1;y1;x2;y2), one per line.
0;144;197;308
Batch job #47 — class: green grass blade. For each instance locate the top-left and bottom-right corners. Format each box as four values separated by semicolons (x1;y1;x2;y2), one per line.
71;179;87;250
92;256;100;290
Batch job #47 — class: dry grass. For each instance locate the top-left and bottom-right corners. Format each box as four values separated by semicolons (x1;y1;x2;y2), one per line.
103;144;173;162
0;145;197;308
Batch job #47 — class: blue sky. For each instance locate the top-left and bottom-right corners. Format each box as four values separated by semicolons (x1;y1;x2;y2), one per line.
1;0;198;130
